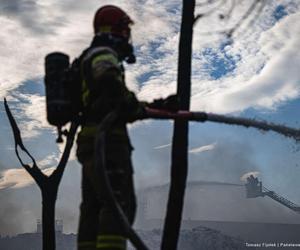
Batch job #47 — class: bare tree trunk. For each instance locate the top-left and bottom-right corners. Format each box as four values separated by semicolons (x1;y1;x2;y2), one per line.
161;1;195;250
42;188;57;250
4;98;79;250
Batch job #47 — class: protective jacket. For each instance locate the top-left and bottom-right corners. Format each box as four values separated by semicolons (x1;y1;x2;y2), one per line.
76;35;141;250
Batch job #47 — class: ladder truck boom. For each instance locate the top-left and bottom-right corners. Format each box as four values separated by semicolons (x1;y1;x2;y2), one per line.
245;176;300;214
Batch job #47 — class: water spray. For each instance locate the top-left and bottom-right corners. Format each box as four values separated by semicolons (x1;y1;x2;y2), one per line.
145;108;300;142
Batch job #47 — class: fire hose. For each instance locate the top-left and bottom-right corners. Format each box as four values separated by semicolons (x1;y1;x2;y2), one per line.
94;110;149;250
144;108;300;141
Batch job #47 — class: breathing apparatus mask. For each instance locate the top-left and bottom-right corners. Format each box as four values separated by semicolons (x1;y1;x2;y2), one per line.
119;26;136;64
93;32;136;64
122;35;136;64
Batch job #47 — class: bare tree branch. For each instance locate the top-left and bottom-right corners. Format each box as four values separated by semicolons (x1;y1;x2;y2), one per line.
197;0;222;8
50;121;79;185
238;0;266;38
4;98;79;250
194;0;227;24
194;0;266;39
4;98;45;182
227;0;262;37
225;0;236;21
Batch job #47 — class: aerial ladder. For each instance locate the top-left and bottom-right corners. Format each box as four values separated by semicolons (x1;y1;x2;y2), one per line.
245;175;300;214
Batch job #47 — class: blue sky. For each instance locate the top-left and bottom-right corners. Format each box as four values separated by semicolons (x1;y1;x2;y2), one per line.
0;0;300;235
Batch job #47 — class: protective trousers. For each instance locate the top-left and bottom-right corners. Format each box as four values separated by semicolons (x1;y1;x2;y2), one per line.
76;135;136;250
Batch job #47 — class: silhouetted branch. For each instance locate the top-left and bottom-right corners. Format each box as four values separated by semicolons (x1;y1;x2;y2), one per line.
4;98;79;250
240;0;266;36
4;98;45;184
196;0;222;8
194;0;227;23
227;0;261;38
225;0;236;21
4;97;79;186
194;0;266;38
50;121;80;185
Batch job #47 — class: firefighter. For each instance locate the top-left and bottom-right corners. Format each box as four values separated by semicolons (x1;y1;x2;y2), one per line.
76;5;177;250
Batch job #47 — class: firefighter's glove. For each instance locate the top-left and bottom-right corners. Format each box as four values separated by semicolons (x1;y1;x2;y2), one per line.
148;94;180;112
119;92;147;121
120;92;138;112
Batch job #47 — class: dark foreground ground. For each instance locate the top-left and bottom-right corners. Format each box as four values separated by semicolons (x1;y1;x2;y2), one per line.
0;227;246;250
1;221;300;250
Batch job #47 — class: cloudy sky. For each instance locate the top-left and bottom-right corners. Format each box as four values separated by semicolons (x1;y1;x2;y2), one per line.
0;0;300;236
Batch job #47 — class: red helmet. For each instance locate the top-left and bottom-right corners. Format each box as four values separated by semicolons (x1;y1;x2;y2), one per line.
93;5;134;39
